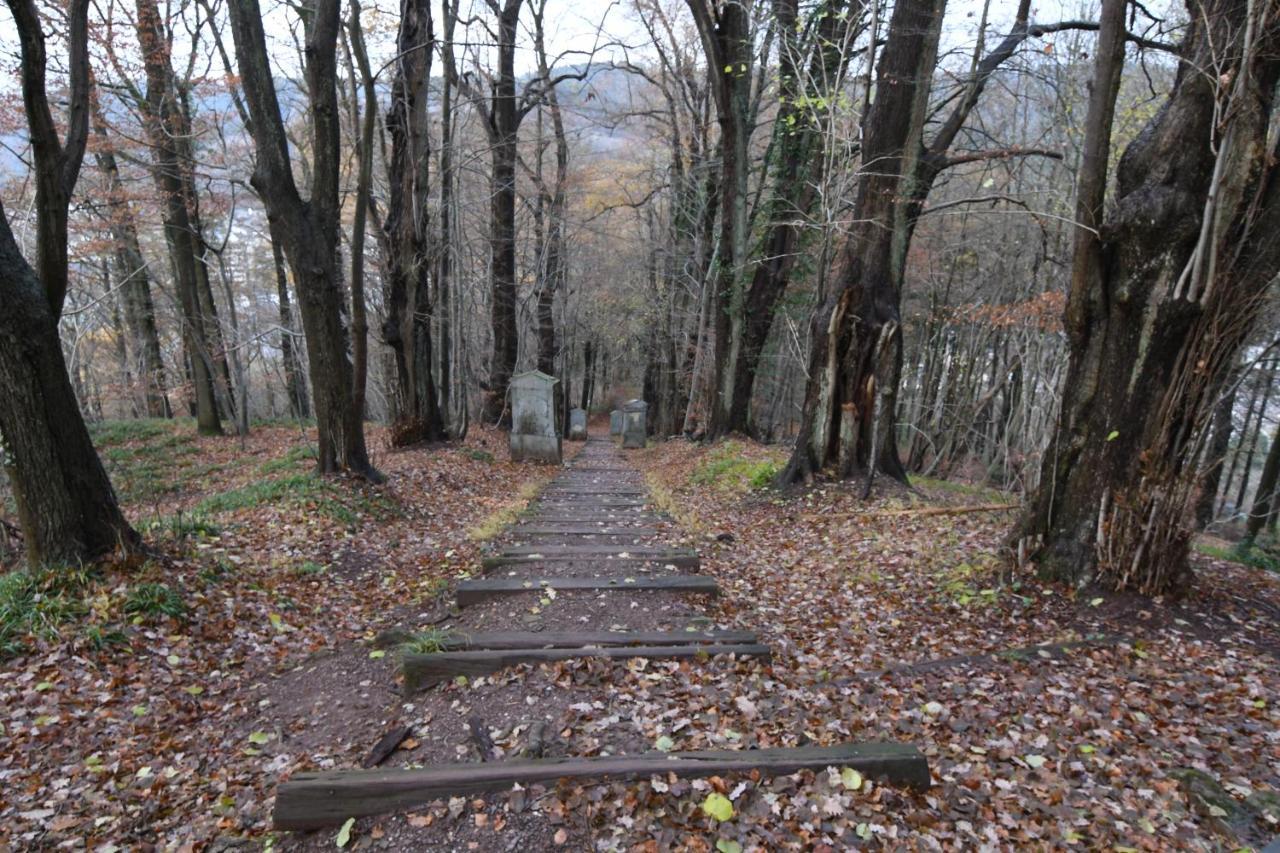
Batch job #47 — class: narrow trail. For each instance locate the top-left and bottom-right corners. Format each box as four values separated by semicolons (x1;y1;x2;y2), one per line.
278;434;925;847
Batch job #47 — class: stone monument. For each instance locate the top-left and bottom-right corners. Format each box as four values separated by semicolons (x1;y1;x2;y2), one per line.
568;408;588;440
622;399;648;449
509;370;561;463
609;409;623;436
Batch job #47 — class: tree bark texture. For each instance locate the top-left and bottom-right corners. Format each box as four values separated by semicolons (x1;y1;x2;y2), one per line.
1018;0;1280;593
782;0;945;485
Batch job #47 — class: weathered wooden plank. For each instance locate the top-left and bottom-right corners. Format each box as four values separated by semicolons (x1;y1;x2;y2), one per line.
509;526;664;536
539;496;646;502
456;575;718;606
273;742;931;829
535;498;646;507
402;642;770;692
482;551;699;570
499;544;695;556
377;628;757;651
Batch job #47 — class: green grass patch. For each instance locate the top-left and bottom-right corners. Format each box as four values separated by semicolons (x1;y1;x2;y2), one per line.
292;560;327;577
123;582;188;621
469;477;547;541
0;565;95;657
92;420;201;503
259;444;319;475
912;476;1005;503
1197;538;1280;573
399;628;457;655
88;419;173;447
194;472;397;526
690;441;783;492
147;512;221;540
467;449;495;464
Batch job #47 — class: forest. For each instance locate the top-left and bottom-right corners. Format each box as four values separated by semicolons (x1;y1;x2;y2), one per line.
1;0;1279;848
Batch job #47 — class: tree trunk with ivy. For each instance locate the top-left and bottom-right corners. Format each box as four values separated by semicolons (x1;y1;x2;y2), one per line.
1016;0;1280;594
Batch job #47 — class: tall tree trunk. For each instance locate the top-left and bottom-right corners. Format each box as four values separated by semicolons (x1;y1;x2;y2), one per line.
1195;361;1240;527
727;0;858;435
227;0;380;479
1246;418;1280;540
687;0;753;438
437;0;461;430
781;0;945;485
345;1;375;421
90;89;171;418
134;0;222;434
270;224;310;419
1;0;138;565
379;0;446;444
0;215;139;564
1017;0;1280;593
477;0;525;426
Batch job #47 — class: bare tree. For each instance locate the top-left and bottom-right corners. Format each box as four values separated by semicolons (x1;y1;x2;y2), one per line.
226;0;381;479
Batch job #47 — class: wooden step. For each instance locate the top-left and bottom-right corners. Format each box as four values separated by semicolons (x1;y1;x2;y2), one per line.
380;628;758;651
273;742;931;829
535;494;645;502
509;526;664;536
481;548;701;568
456;575;718;606
402;642;769;692
481;551;699;570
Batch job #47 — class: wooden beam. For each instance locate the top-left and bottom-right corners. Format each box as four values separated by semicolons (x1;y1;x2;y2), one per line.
508;526;664;536
456;575;719;606
273;742;931;829
402;642;770;692
377;628;758;651
481;551;699;570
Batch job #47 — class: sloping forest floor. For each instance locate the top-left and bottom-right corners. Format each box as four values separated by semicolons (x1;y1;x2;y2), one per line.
1;421;1278;850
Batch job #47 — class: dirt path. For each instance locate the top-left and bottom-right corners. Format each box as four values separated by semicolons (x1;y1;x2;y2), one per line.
274;436;760;850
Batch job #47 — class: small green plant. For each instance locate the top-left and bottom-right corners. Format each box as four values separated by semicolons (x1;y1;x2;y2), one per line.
468;449;495;463
88;419;171;447
1231;540;1280;573
259;444;319;475
80;624;129;651
123;583;188;621
151;512;221;540
0;565;94;657
198;558;234;585
690;441;784;493
399;628;457;655
292;560;327;577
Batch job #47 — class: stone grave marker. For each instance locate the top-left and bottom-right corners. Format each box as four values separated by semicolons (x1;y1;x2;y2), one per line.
609;409;623;436
509;370;561;463
623;399;648;449
568;408;588;440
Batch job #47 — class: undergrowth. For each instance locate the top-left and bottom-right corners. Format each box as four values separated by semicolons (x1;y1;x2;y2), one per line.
689;441;783;493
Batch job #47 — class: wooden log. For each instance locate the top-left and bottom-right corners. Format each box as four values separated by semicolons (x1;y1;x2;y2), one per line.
456;575;719;606
402;642;770;692
273;742;931;829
